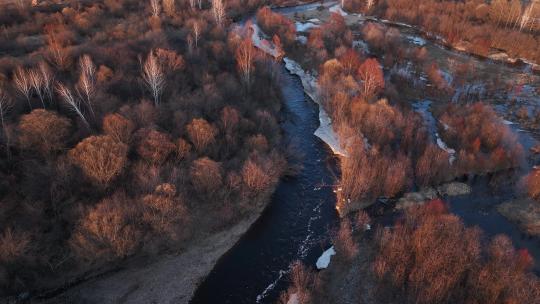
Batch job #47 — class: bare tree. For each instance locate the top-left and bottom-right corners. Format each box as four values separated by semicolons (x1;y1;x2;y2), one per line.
520;1;537;31
56;83;89;127
77;55;96;118
189;0;196;9
212;0;225;27
150;0;161;17
193;22;201;48
45;27;71;70
141;50;165;106
15;0;30;11
365;0;374;11
235;37;255;86
13;67;32;109
198;0;202;9
29;69;46;108
38;61;54;101
163;0;175;16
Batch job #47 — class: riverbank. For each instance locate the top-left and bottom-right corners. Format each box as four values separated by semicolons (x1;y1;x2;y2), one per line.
286;3;540;73
40;199;271;304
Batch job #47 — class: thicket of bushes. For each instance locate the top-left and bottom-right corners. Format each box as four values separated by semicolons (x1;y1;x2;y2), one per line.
366;0;540;62
280;202;540;304
301;13;525;213
0;0;286;296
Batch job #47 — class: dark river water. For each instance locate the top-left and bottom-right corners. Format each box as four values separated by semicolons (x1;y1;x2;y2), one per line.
190;66;340;304
191;4;540;303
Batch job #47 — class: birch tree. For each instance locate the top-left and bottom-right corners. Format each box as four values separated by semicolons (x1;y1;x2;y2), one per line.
77;55;96;118
38;61;54;102
520;1;537;31
193;22;201;48
366;0;374;11
150;0;161;17
212;0;225;27
235;37;255;86
142;50;165;106
57;82;89;127
29;68;46;108
13;67;32;109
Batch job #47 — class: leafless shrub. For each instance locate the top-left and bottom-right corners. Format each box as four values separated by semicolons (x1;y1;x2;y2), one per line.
68;135;128;186
190;157;223;195
142;183;188;241
162;0;175;16
136;129;176;164
186;118;217;153
0;227;31;263
334;219;358;261
18;109;71;157
279;261;319;304
175;138;192;161
70;192;141;262
102;113;135;144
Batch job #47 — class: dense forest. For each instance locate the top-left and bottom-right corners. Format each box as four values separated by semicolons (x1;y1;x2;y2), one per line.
0;0;289;297
1;0;540;303
259;3;540;304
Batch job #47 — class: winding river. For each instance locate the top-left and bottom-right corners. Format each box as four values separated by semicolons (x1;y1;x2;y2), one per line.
191;3;540;304
191;65;340;304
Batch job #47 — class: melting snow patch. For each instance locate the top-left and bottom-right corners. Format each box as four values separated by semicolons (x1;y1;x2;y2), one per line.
329;4;348;16
295;21;319;32
503;119;515;125
283;57;347;157
316;246;336;269
353;40;369;53
406;35;426;46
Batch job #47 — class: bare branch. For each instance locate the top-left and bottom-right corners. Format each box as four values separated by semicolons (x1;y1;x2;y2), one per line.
13;66;32;109
141;50;165;106
56;82;89;127
212;0;226;27
150;0;161;17
77;55;96;118
29;69;46;108
38;61;54;102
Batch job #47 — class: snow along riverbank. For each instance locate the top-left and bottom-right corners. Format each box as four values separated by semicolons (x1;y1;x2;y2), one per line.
283;58;346;156
250;22;346;157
